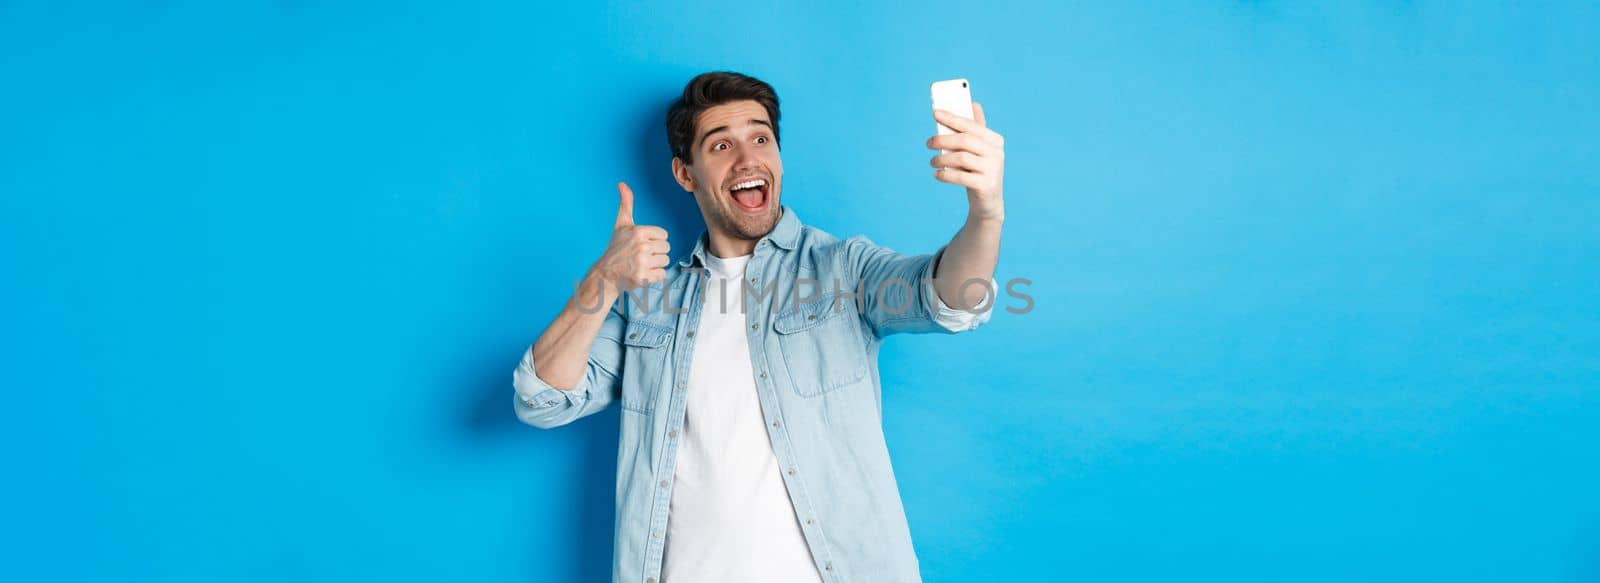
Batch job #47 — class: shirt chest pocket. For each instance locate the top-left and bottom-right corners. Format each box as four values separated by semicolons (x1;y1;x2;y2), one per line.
772;293;869;398
620;321;672;414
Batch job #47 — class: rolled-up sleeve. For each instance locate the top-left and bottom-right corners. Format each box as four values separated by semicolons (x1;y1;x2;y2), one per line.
844;236;996;338
922;256;997;333
512;304;626;429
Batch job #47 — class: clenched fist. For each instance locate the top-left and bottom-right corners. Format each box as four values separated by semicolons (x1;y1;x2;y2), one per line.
590;182;670;290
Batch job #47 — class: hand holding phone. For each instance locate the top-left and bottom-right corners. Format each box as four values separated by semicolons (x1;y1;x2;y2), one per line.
925;77;1006;222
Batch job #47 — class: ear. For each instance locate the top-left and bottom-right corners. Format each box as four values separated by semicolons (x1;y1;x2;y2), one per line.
671;157;697;193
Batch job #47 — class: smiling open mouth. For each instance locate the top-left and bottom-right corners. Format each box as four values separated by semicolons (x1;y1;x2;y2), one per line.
728;177;769;212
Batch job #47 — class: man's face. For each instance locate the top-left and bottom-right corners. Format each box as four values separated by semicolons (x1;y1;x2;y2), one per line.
673;100;784;242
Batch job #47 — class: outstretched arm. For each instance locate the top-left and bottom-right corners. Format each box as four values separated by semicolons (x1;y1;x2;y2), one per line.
926;102;1005;311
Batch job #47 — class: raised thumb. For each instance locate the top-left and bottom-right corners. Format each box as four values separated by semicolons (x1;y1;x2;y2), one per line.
614;182;635;228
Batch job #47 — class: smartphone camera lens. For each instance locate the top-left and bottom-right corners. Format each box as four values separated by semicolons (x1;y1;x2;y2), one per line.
961;82;967;88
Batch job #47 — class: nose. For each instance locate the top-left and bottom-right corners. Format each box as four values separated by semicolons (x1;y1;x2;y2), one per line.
733;150;760;174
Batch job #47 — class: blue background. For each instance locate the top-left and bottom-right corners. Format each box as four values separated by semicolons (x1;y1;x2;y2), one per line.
3;2;1597;581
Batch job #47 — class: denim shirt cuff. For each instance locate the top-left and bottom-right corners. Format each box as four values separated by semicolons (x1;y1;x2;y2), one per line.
512;346;589;410
923;246;998;332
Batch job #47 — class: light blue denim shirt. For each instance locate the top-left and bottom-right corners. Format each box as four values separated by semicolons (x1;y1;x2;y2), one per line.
513;206;993;583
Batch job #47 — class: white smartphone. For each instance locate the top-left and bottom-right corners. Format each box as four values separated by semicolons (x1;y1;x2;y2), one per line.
930;78;975;137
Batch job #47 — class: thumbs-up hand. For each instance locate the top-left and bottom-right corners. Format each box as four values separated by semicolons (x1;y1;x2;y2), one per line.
592;182;671;290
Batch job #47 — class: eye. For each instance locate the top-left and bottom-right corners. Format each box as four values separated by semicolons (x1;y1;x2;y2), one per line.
712;141;729;152
755;135;769;145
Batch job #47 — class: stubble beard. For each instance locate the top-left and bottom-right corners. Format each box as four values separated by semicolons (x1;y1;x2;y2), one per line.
710;196;780;241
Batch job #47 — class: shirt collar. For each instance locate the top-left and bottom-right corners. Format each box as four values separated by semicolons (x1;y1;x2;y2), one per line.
678;205;801;268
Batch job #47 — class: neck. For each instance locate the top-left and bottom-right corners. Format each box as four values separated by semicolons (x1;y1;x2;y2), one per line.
707;229;756;258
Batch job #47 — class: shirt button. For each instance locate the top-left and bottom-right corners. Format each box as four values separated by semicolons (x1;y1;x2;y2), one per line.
771;420;781;428
659;480;669;487
652;529;662;539
668;430;678;438
806;517;814;525
825;562;833;571
647;578;656;583
787;467;796;476
759;371;767;379
678;381;686;389
751;323;760;330
687;331;695;338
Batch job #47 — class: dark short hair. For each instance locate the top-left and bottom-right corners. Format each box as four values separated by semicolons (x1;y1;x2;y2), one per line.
666;71;781;164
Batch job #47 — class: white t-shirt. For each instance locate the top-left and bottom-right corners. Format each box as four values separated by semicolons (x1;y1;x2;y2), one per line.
661;252;824;583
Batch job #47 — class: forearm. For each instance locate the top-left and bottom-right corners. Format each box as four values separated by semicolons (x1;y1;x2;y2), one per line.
529;269;620;391
933;212;1003;311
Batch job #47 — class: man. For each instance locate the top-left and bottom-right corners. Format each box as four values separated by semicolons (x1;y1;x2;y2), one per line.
513;71;1005;583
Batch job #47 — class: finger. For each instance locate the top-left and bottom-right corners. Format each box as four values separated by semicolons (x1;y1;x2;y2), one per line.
634;225;669;241
926;133;998;157
643;240;671;255
929;151;982;172
645;268;668;283
634;252;668;271
933;167;983;190
972;102;986;127
932;108;978;132
615;182;635;228
933;108;1004;148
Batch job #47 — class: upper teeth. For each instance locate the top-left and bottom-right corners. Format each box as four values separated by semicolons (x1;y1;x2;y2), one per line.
732;179;766;191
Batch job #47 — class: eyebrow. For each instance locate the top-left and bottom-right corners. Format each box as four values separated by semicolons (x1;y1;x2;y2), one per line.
697;119;774;150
